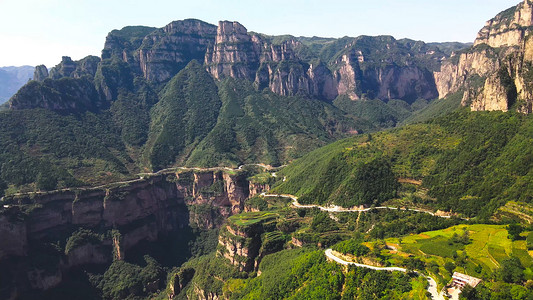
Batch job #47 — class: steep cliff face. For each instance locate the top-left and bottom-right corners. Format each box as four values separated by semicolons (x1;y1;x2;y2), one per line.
435;0;533;113
102;20;217;83
475;0;533;48
138;19;217;82
205;22;337;99
205;21;259;81
206;22;442;102
217;218;266;272
0;169;265;295
329;36;442;103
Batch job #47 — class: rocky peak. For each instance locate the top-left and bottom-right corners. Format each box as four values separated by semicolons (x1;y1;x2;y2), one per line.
475;0;533;48
49;56;77;79
434;0;533;114
205;21;259;81
216;21;250;44
33;65;49;82
137;19;217;82
47;56;101;80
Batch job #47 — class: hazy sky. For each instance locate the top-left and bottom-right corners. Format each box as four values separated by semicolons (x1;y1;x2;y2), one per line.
0;0;521;67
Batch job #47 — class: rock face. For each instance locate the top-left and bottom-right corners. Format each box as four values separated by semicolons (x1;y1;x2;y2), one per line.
102;20;217;83
0;169;267;295
475;1;533;48
9;77;103;113
48;56;101;80
138;20;217;82
33;65;49;82
435;0;533;113
205;22;440;102
217;221;265;272
12;18;457;112
205;21;259;81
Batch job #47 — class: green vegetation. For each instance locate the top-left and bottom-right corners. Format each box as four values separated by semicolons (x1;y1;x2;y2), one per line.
64;229;105;255
0;108;129;191
185;77;362;167
527;232;533;250
95;256;166;300
332;239;370;256
402;91;463;125
145;60;221;170
333;96;422;128
276;110;533;219
225;249;418;300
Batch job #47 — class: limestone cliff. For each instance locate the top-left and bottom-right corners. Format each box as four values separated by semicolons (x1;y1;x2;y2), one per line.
217;218;268;272
206;22;442;102
102;20;217;83
475;0;533;48
329;36;442;103
138;19;217;82
435;0;533;113
205;21;259;81
14;18;456;112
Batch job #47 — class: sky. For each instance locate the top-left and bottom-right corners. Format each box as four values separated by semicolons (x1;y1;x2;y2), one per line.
0;0;521;67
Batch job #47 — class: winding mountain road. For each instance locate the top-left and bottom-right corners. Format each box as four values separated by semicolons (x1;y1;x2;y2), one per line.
325;249;444;300
261;193;464;220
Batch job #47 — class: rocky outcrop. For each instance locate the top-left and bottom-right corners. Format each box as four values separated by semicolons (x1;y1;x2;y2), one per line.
33;65;49;82
475;0;533;48
216;211;278;272
205;21;259;81
217;223;263;272
9;77;104;113
48;56;101;80
434;0;533;114
330;36;441;103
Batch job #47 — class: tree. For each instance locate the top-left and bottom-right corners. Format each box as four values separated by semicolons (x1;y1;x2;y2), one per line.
0;178;7;197
459;284;477;300
507;224;523;241
444;261;455;275
36;171;57;191
497;256;524;283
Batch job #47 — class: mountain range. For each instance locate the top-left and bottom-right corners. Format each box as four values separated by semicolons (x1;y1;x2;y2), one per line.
0;17;475;192
0;1;532;299
0;65;34;104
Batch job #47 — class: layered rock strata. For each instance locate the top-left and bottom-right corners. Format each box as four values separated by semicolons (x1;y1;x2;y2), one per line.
435;0;533;113
0;169;267;295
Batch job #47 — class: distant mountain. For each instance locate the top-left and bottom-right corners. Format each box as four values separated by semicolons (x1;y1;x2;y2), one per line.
0;66;34;104
0;18;467;192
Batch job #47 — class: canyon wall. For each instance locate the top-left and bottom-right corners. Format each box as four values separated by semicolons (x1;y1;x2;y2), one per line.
0;169;266;296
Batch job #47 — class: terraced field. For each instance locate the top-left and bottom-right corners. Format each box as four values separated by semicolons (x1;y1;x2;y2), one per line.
385;224;533;286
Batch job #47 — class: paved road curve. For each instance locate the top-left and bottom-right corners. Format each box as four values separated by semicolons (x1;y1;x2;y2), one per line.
325;249;444;300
